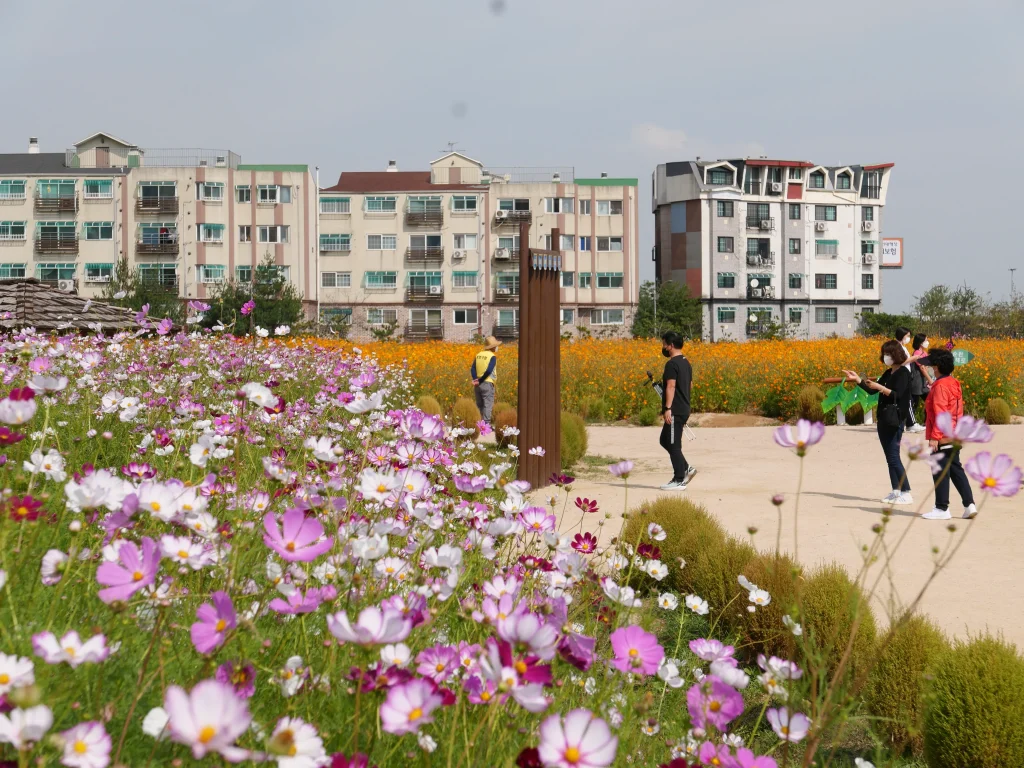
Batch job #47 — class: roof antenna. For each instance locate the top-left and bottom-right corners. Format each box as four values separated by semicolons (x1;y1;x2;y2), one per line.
439;142;460;154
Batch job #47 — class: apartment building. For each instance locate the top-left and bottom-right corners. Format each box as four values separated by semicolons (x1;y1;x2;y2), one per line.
316;152;640;341
652;158;894;340
0;133;317;305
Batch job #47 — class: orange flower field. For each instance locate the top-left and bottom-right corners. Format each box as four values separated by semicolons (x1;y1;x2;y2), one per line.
293;337;1024;421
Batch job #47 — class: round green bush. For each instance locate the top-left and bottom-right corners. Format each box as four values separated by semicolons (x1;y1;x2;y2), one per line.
797;385;826;424
560;412;588;469
634;403;660;426
493;401;515;419
924;635;1024;766
416;395;443;416
866;616;949;756
800;563;877;682
585;397;611;423
985;397;1012;425
451;397;482;439
732;553;802;660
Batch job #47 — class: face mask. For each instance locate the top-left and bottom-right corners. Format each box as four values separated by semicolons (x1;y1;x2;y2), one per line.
903;336;911;345
922;340;930;349
883;355;894;366
662;348;671;358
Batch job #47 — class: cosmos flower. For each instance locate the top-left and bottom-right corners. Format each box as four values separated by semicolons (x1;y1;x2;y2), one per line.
609;625;664;675
163;679;251;761
767;708;811;742
95;537;160;603
59;721;111;768
773;419;825;456
263;508;334;562
191;591;237;654
379;679;443;736
0;705;53;749
537;709;617;768
327;606;412;646
32;631;110;668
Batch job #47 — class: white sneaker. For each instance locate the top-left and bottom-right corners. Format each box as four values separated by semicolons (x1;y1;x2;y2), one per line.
908;424;926;434
893;492;914;505
922;507;952;520
659;479;687;491
880;490;899;503
963;503;979;520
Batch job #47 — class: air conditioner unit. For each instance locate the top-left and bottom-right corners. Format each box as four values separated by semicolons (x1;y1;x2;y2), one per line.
759;219;772;230
762;286;776;299
497;287;511;295
495;209;508;220
750;287;763;298
771;182;783;193
861;221;875;232
452;250;463;259
863;254;877;265
495;248;510;260
815;222;828;231
199;160;208;167
57;279;75;292
429;285;442;295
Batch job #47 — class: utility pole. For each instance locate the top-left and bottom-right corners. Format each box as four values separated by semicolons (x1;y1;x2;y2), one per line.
1011;268;1017;298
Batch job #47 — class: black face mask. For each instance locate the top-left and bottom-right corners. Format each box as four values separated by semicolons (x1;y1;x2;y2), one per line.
662;348;671;358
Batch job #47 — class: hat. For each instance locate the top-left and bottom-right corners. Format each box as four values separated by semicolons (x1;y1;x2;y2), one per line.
484;336;502;350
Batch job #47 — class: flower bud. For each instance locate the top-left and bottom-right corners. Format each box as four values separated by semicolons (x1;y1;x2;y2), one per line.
69;520;82;533
771;494;785;506
9;683;42;708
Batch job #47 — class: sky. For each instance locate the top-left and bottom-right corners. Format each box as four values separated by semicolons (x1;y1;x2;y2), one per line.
2;0;1020;312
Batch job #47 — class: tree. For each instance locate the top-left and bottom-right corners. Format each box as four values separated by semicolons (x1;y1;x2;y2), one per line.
101;256;183;324
913;285;953;326
203;253;305;336
857;311;917;338
632;280;702;339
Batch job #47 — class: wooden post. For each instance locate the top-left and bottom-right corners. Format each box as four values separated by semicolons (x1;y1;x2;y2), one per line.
517;222;562;489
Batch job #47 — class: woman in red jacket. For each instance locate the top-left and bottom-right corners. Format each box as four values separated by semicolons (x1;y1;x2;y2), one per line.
921;348;978;520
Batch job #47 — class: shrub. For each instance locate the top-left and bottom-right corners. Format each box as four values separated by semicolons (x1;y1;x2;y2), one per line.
634;403;660;426
985;397;1012;425
493;401;515;419
732;553;802;660
416;395;442;416
796;385;826;423
493;407;518;448
451;397;482;439
845;403;865;425
585;397;611;423
924;635;1024;766
800;563;877;682
560;412;588;469
866;616;949;756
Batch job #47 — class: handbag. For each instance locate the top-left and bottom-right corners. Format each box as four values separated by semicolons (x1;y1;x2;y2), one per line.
879;404;900;428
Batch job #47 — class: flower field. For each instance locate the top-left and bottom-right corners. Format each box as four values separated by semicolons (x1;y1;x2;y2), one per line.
303;338;1024;422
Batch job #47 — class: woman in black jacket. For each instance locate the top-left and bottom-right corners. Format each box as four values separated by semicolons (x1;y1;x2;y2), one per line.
842;339;913;505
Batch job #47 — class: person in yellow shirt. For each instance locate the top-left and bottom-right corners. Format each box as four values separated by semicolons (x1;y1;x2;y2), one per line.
471;336;501;422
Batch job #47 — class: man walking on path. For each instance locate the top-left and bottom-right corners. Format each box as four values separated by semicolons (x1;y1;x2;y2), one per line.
922;348;978;520
659;331;696;490
471;336;501;422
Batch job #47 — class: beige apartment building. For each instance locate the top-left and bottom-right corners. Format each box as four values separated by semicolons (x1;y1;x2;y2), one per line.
316;152;640;341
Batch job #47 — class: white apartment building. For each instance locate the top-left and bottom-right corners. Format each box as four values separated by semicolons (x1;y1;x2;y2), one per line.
317;153;640;341
0;133;317;306
652;158;894;340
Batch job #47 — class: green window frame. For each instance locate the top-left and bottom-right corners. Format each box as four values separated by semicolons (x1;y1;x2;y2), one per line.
198;223;225;242
0;221;26;241
365;195;397;212
200;264;226;283
407;270;442;288
37;179;75;198
789;203;801;220
836;174;852;190
36;221;76;239
717;307;736;324
320;234;351;252
862;273;875;290
36;262;76;281
815;240;838;257
862;206;874;222
815;273;838;290
0;180;26;199
788;238;801;254
236;265;253;283
452;271;477;288
717;272;736;289
597;272;623;288
561;271;574;288
83;179;113;199
197;182;224;201
498;198;530;211
717;236;733;253
578;272;592;289
815;307;838;323
451;195;477;211
708;169;731;185
365;271;398;289
408;196;442;213
320;197;350;214
85;263;113;282
814;205;837;221
862;242;876;255
0;263;26;278
496;272;520;294
788;273;803;290
716;200;734;217
83;221;113;241
139;181;176;200
139;265;178;285
789;307;804;323
320;307;353;324
809;171;825;189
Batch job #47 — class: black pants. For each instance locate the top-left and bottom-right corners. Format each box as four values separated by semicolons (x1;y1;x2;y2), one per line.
932;445;975;511
878;424;910;492
660;413;690;481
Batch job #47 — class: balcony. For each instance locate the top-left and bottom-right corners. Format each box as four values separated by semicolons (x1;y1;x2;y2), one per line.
746;252;775;267
405;247;444;266
493;248;520;263
404;322;444;340
136;240;179;256
493;287;520;303
136;198;180;216
493;322;520;340
406;285;444;303
405;209;443;227
862;185;881;199
34;237;78;256
495;210;531;225
140;276;179;293
746;216;774;230
34;195;78;216
747;285;777;300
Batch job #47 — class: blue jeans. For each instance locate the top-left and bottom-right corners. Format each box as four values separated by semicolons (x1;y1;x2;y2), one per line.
878;424;910;492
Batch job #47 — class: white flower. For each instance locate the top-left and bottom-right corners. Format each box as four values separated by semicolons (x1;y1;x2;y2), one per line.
305;436;339;463
0;570;5;590
601;578;641;608
528;446;546;456
381;643;411;667
738;575;757;592
647;523;666;541
607;554;628;572
685;594;709;615
0;705;52;748
189;435;217;468
275;325;291;336
0;653;35;695
417;732;438;753
711;660;749;689
41;549;68;585
256;326;270;338
276;657;306;697
241;382;276;408
645;561;669;581
358;468;400;502
350;534;388;561
749;589;772;607
345;391;384;415
23;449;67;482
271;717;326;768
657;593;679;610
657;661;685;688
782;615;803;636
142;707;170;740
854;760;875;768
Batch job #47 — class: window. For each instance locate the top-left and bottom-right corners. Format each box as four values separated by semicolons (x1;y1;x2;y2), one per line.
717;273;736;289
258;185;279;204
197;182;224;201
836;174;852;190
239;225;251;243
788;168;803;180
789;203;801;220
278;186;292;203
236;266;252;283
496;309;519;327
451;195;477;212
815;307;838;323
258;226;289;243
809;171;825;189
0;180;26;200
544;197;574;214
861;307;875;316
717;236;734;253
81;263;111;282
84;221;113;241
597;236;622;252
579;200;591;215
862;273;875;290
862;206;874;222
746;238;769;257
83;179;113;199
0;221;26;241
408;196;442;213
321;271;352;288
561;309;574;325
862;171;882;199
320;307;352;325
139;264;177;285
36;262;77;281
408;271;442;289
717;307;736;324
788;273;803;290
579;236;591;251
365;271;398;289
0;263;26;278
591;308;624;325
320;196;350;214
453;308;479;325
320;234;351;252
744;168;761;194
363;195;396;213
561;271;575;288
37;179;75;198
788;238;801;254
789;307;803;324
814;205;837;221
717;201;734;217
597;272;623;288
453;233;477;250
37;222;75;241
198;224;224;243
497;235;520;252
367;234;397;251
367;308;399;326
235;186;251;204
579;273;592;289
815;274;838;290
815;240;838;257
495;272;519;294
596;200;623;215
708;169;732;185
139;223;177;245
139;181;176;202
410;234;442;253
200;265;226;283
544;234;575;250
452;271;478;289
498;198;530;211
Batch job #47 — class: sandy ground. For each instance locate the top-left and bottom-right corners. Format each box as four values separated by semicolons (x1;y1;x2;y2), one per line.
541;422;1024;645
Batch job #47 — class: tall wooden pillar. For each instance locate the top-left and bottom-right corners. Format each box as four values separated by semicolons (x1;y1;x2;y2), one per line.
517;222;562;489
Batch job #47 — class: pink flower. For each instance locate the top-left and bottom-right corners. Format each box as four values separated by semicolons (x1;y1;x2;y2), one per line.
454;474;488;494
269;587;324;615
686;675;745;731
537;709;617;768
32;631;110;667
215;660;256;698
574;497;598;514
327;606;411;646
415;644;459;683
735;749;777;768
190;591;237;654
609;625;664;675
240;300;255;316
965;452;1021;497
937;412;993;444
689;638;736;665
607;461;633;479
156;318;174;336
60;721;110;768
496;612;559;660
476;420;493;437
163;679;251;761
263;508;334;562
379;678;443;735
698;741;735;767
571;532;598;554
773;419;825;456
95;537;159;603
766;708;810;742
518;507;556;533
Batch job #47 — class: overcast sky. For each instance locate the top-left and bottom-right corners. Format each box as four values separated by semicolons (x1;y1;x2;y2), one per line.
3;0;1020;311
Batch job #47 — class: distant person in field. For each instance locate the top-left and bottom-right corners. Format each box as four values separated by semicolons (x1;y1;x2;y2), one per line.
922;348;978;521
911;332;935;415
895;326;925;434
470;335;501;422
658;331;696;491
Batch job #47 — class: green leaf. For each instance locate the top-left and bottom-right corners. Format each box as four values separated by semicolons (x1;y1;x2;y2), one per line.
839;386;860;413
821;385;845;413
863;392;880;411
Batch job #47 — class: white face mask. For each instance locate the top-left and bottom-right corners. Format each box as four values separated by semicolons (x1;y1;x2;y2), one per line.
883;355;894;366
922;340;930;349
903;336;911;345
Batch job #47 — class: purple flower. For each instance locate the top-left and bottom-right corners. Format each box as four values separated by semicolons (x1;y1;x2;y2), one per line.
698;742;734;767
965;452;1022;497
156;317;174;336
773;419;825;457
263;508;334;562
331;754;375;768
689;638;736;665
379;678;443;735
937;413;993;445
686;675;745;731
518;507;556;533
240;300;256;316
268;587;324;615
735;749;778;768
190;591;236;654
453;474;488;494
0;426;25;446
607;460;633;479
477;420;494;437
537;709;617;768
95;537;160;603
215;660;256;698
766;708;811;742
415;644;459;683
188;300;211;313
609;625;664;676
558;631;596;671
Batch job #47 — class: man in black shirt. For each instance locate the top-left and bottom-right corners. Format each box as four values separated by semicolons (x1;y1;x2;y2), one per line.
659;331;695;490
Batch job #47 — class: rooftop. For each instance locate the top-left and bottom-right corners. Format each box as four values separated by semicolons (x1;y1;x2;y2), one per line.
323;171;484;194
0;279;140;333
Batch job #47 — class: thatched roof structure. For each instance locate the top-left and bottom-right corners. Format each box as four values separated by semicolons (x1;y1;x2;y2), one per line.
0;279;140;333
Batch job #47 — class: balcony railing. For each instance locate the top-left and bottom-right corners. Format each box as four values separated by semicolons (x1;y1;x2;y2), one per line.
495;210;532;225
862;185;881;199
492;323;520;340
405;247;444;266
493;288;520;303
746;286;777;300
136;198;180;216
136;240;179;256
320;243;351;253
404;322;444;340
405;209;443;227
34;195;78;215
746;253;774;267
746;216;774;230
406;285;444;302
34;237;79;255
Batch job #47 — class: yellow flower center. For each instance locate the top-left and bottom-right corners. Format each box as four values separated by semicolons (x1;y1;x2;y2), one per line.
532;522;541;530
984;477;997;488
215;619;227;632
65;647;76;657
74;740;88;754
711;759;721;767
408;707;423;722
286;542;296;552
436;663;445;672
151;501;161;512
709;701;721;712
514;661;527;675
628;648;639;657
198;726;217;744
480;690;491;701
132;571;144;581
781;726;790;735
0;673;9;684
564;747;581;764
178;550;189;559
182;504;193;512
377;484;387;494
15;506;28;517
